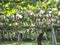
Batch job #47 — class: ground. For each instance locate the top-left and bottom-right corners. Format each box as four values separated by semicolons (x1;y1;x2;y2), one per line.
0;41;52;45
0;41;60;45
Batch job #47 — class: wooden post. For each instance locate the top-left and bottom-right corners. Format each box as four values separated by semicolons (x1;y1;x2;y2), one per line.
51;23;57;45
18;31;20;41
8;31;12;41
18;31;23;42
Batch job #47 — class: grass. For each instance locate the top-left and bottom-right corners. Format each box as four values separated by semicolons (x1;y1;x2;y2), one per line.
0;42;37;45
0;41;60;45
0;41;50;45
21;42;38;45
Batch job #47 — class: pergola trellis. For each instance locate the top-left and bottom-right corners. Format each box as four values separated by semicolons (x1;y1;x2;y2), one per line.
0;0;60;45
